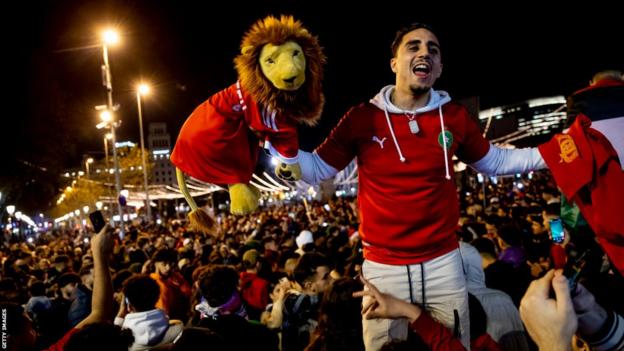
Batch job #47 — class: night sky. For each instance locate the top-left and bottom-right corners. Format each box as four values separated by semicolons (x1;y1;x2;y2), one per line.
3;0;623;213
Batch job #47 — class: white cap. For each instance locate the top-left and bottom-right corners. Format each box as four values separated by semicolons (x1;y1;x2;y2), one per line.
296;230;314;248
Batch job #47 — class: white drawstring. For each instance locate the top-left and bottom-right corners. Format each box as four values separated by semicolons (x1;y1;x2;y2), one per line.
438;105;452;180
383;106;406;163
383;99;452;180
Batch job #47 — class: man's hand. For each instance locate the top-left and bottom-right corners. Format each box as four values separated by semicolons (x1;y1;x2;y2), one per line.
76;224;115;328
520;270;577;351
275;162;302;181
91;224;114;259
353;275;422;322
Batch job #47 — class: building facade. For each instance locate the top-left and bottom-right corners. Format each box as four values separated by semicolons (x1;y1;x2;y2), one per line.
147;122;176;185
479;96;567;147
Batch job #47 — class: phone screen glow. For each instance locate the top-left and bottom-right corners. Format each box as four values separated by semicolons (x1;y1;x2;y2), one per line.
550;218;564;243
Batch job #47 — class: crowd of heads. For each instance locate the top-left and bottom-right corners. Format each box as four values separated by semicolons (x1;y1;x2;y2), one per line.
1;169;622;350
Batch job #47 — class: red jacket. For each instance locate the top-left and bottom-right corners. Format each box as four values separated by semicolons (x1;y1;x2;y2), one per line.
171;82;298;184
239;271;270;311
538;114;624;275
317;101;489;264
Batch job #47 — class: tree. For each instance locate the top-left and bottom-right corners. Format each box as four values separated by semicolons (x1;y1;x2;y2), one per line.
50;146;154;218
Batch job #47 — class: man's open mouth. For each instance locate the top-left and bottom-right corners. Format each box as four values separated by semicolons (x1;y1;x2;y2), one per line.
412;63;431;75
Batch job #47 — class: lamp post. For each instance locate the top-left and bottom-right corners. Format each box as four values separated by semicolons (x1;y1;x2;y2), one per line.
136;83;152;223
104;133;112;168
85;158;94;179
6;205;15;232
100;29;124;237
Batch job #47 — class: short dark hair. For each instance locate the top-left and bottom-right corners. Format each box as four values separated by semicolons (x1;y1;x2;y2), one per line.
79;264;94;277
544;203;560;217
471;237;497;258
29;281;46;296
391;22;437;57
112;269;133;292
198;265;239;307
497;225;522;247
152;248;177;264
57;273;81;288
123;274;160;312
293;252;330;286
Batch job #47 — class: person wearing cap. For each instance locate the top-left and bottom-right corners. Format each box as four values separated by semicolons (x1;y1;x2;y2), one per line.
239;249;270;320
276;23;547;350
149;248;192;321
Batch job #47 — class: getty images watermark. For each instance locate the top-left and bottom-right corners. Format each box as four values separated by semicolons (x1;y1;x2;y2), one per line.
1;307;7;349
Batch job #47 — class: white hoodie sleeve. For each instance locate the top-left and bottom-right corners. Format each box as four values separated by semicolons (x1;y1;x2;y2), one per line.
470;143;547;176
297;150;340;185
266;141;299;165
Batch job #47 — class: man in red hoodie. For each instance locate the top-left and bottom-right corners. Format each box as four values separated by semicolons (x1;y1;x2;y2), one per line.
277;23;547;349
239;249;270;320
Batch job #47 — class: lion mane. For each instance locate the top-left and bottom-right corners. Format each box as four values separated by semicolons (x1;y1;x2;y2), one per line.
234;15;325;126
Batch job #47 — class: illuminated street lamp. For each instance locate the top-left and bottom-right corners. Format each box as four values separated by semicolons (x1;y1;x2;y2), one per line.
136;82;152;222
85;158;94;178
99;28;124;237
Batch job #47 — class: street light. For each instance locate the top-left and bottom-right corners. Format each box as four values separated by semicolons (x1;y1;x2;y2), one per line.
102;30;119;45
85;158;94;179
6;205;15;216
104;133;112;169
100;28;124;237
136;82;152;223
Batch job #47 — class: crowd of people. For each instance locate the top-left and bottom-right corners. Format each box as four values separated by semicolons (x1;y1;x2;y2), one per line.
3;17;623;351
1;170;623;350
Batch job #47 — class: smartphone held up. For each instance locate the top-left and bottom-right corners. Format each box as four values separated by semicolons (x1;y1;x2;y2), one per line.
89;210;106;233
549;218;565;244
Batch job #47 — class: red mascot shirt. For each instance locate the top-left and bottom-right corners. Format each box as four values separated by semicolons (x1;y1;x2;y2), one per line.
171;81;298;185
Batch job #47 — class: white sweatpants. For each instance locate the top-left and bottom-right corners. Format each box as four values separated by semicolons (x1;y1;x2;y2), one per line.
361;248;470;350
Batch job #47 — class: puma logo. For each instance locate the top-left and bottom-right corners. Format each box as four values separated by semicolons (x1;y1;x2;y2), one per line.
372;136;387;149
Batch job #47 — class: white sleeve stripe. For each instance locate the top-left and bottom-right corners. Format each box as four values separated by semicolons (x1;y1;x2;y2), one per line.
271;110;278;130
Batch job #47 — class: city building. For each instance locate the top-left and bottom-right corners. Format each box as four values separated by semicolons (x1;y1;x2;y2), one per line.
148;122;176;185
479;95;567;147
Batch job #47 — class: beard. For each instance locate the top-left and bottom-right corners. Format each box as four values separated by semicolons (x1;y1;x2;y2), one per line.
409;85;430;97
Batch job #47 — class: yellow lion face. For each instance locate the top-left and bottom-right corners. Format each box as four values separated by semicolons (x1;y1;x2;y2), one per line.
259;41;306;91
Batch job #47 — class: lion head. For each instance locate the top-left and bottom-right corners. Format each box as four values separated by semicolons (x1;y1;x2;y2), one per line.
234;15;325;126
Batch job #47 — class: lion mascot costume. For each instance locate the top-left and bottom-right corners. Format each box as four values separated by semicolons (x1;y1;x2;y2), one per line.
171;15;325;233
